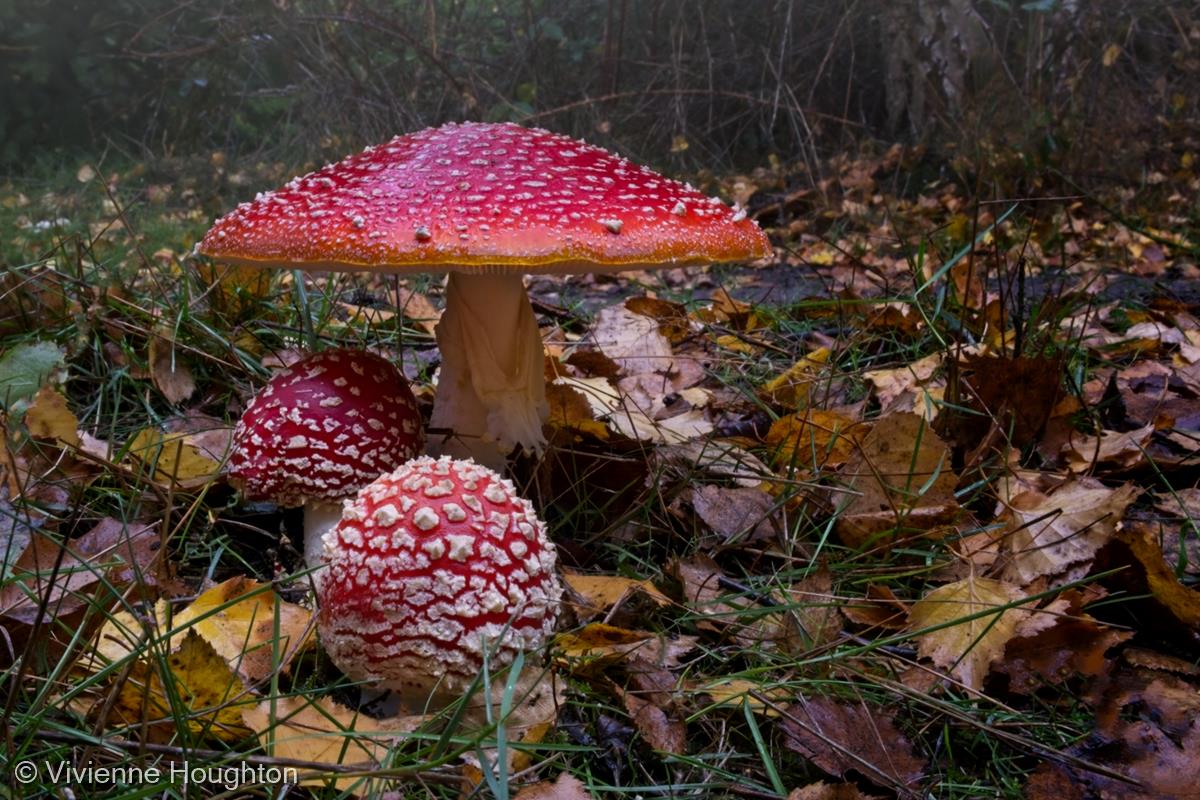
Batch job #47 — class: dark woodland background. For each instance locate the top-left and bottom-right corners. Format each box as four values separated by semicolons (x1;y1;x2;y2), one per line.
2;0;1196;186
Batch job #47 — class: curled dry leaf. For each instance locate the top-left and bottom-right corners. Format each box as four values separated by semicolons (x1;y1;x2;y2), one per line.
834;413;960;549
1117;521;1200;629
546;382;610;442
556;623;697;671
1062;424;1154;473
779;697;925;791
863;353;942;416
999;480;1138;586
590;303;675;374
760;347;831;408
907;576;1034;692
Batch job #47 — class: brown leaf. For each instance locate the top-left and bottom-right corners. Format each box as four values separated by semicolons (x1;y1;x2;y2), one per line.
943;354;1063;449
556;624;697;671
148;329;196;404
625;296;692;343
788;782;884;800
760;348;832;408
1062;424;1154;473
779;697;925;790
622;690;687;754
546;382;610;442
907;576;1034;691
997;589;1132;694
691;484;780;545
0;519;158;624
835;413;960;549
843;584;910;631
396;286;442;336
514;772;594;800
863;353;942;414
1000;480;1138;586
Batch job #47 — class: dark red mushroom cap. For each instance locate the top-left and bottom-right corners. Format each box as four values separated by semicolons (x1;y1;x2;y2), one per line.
197;122;770;274
228;349;423;506
317;455;561;692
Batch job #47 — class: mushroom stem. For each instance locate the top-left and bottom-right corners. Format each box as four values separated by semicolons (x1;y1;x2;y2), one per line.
429;272;547;469
302;498;342;576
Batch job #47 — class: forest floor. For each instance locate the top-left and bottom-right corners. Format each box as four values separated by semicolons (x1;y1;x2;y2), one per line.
1;142;1199;800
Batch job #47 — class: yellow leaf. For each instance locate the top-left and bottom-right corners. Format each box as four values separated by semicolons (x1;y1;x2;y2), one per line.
126;427;220;486
242;695;413;792
24;386;80;446
546;383;610;441
108;629;254;741
556;624;697;669
715;334;760;355
563;572;670;616
171;576;313;684
694;678;788;716
760;347;831;408
194;261;273;319
908;576;1033;691
765;409;858;471
1102;43;1122;67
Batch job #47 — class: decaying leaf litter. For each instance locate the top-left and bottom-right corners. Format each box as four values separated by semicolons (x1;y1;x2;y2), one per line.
1;141;1200;800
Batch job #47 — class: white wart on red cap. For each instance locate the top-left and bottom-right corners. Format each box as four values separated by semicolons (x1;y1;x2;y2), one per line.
317;455;561;694
228;349;423;506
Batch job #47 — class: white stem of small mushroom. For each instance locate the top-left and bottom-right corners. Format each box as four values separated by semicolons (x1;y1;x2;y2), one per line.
429;272;547;470
302;499;343;578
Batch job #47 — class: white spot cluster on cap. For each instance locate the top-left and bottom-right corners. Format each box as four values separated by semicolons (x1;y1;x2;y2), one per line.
317;455;562;692
197;121;770;273
227;349;423;506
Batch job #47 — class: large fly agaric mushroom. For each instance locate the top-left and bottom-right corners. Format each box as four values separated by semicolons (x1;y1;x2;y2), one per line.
198;122;771;469
228;348;422;570
317;455;561;708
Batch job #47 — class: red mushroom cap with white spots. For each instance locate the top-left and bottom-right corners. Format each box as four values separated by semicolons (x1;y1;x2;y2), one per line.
228;349;423;507
197;121;770;275
317;455;561;695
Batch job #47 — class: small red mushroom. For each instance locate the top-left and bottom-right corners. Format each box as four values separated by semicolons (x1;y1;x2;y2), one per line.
199;122;771;469
317;455;562;707
228;348;423;570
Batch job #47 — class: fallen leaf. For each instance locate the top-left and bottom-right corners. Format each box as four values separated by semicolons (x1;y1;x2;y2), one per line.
766;409;859;472
170;576;313;684
194;261;273;319
590;304;674;374
788;782;884;800
108;628;254;741
1062;424;1153;472
125;427;221;487
835;413;960;549
999;480;1138;586
396;286;442;335
513;772;593;800
779;697;925;790
622;689;686;754
0;519;158;624
691;484;780;545
243;695;412;792
693;678;790;716
563;572;670;619
556;623;696;670
0;340;66;409
760;348;831;408
24;386;80;446
907;576;1033;691
1117;521;1200;629
148;330;196;404
996;589;1131;694
546;382;610;442
863;353;941;414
